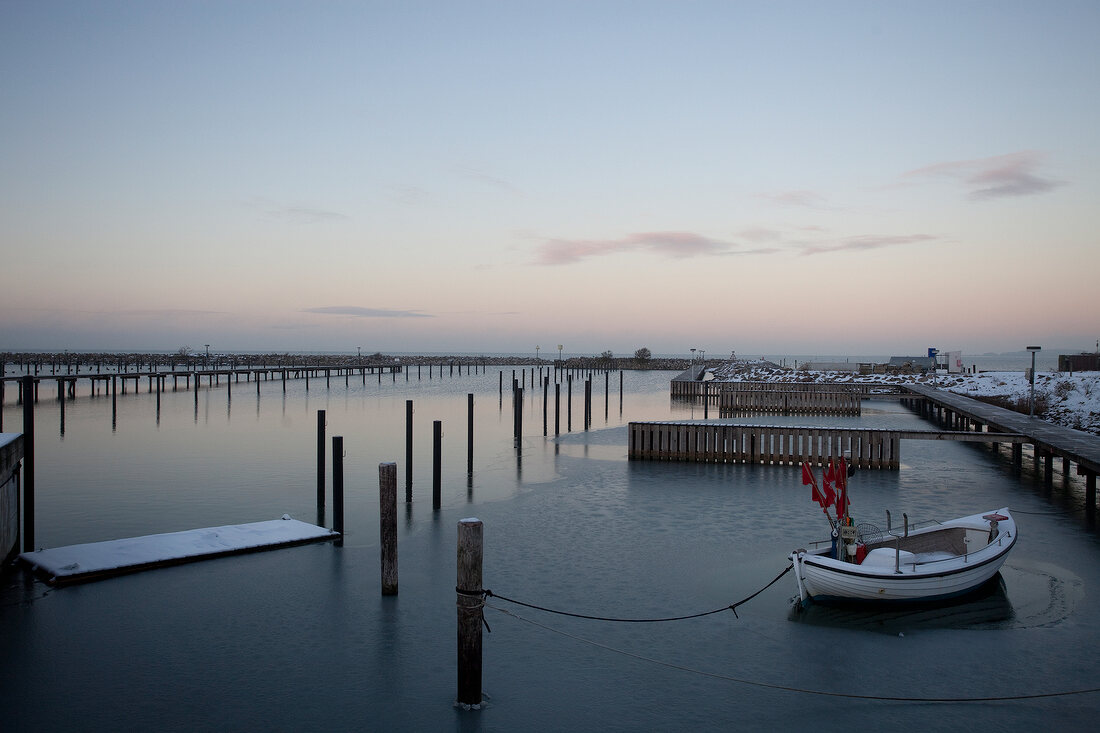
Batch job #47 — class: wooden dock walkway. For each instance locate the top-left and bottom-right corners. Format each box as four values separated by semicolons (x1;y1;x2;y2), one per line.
18;517;339;585
901;384;1100;501
0;364;407;402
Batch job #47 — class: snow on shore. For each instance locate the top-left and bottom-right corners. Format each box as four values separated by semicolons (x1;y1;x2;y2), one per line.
708;360;1100;435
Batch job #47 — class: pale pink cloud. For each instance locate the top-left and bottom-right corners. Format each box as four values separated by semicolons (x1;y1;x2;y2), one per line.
901;151;1062;199
737;227;782;243
534;231;732;265
799;234;937;256
756;190;826;207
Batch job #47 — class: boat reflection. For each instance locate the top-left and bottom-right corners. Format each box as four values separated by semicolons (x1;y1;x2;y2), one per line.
788;574;1014;633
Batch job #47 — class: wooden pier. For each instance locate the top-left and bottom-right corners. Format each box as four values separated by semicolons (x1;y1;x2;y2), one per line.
901;384;1100;503
627;421;1025;469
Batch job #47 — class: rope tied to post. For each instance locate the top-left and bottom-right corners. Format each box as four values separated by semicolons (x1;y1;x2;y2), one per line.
456;564;792;623
455;586;492;632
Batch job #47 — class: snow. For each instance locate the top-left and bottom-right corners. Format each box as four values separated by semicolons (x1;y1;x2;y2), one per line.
707;360;1100;435
18;516;339;583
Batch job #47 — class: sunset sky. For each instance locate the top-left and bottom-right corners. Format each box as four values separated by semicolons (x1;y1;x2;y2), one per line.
2;1;1097;358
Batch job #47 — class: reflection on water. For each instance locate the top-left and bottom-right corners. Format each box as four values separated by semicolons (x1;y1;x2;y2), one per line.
3;368;1100;730
788;575;1015;634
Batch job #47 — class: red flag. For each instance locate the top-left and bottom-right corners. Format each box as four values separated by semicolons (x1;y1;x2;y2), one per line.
803;462;826;509
836;457;849;518
821;460;837;508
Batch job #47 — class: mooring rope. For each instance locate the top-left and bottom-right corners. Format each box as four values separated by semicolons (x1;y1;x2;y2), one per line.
459;563;792;623
484;602;1100;702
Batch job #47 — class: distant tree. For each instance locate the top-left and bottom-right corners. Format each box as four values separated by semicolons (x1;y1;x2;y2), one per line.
598;350;615;367
175;345;192;356
634;347;652;362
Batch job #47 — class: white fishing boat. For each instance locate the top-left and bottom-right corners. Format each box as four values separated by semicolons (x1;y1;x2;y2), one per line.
790;508;1017;604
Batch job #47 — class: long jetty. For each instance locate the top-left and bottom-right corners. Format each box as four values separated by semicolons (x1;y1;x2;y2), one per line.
901;384;1100;503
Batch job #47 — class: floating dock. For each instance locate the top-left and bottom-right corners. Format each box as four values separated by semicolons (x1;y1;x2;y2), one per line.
18;516;339;585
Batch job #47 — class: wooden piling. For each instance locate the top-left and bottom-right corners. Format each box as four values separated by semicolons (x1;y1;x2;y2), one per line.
317;410;326;510
467;393;474;475
513;386;523;446
379;462;398;595
22;375;34;552
456;518;484;709
332;435;344;535
433;420;442;509
405;400;414;502
554;382;560;436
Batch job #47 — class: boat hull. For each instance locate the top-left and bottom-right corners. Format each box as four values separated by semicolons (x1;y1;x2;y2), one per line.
791;508;1016;604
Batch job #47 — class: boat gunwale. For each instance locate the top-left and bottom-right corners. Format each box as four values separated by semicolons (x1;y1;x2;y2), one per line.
798;530;1015;582
794;509;1017;583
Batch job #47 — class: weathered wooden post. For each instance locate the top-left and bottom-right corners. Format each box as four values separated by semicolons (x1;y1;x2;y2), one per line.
555;382;560;436
543;378;548;436
584;378;591;430
456;518;484;709
467;393;474;475
513;386;523;447
22;375;34;552
567;375;572;431
333;436;344;535
433;420;442;509
379;462;398;595
405;400;414;502
317;410;326;510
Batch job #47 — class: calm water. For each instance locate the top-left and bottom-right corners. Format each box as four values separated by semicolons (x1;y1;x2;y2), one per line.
2;368;1099;731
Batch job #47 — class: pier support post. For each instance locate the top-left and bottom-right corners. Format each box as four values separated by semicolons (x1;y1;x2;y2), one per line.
22;375;34;552
433;420;442;510
332;436;344;536
456;518;484;709
317;410;326;511
405;400;414;502
467;394;474;476
555;382;560;436
379;462;398;595
567;375;572;431
1085;472;1096;516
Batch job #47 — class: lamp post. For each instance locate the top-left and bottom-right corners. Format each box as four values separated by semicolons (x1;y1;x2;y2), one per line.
536;345;540;363
1027;346;1041;417
690;348;696;378
557;344;563;363
204;344;209;370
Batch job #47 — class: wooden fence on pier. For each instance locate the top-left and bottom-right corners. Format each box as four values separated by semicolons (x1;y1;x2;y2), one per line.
671;381;874;416
718;389;861;417
628;421;1027;470
630;421;901;468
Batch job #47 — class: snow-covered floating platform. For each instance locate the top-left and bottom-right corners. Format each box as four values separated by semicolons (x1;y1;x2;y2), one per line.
18;516;339;585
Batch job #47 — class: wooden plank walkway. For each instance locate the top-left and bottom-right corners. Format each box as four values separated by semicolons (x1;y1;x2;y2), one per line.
18;517;339;585
902;383;1100;484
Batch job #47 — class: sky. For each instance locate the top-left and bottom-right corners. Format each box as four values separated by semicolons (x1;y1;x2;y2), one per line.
1;1;1098;359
